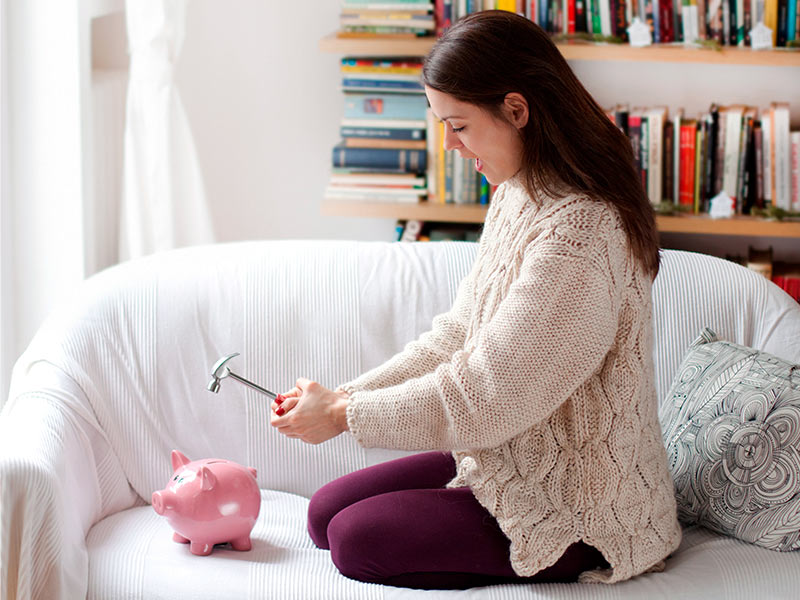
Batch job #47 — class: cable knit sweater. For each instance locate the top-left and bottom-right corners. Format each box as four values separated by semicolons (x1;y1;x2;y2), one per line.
341;176;682;584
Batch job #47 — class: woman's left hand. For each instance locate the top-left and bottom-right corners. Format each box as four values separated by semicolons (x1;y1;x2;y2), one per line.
270;378;350;444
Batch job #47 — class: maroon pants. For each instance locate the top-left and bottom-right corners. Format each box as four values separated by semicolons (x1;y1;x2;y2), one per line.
307;451;608;589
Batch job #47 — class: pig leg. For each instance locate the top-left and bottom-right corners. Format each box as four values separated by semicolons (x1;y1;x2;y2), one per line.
172;532;190;544
230;535;252;551
189;540;214;556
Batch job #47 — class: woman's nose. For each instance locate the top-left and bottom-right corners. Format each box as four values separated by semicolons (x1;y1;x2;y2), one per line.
442;126;461;151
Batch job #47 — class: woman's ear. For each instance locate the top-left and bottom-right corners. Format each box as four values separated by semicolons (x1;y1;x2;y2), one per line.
503;93;529;129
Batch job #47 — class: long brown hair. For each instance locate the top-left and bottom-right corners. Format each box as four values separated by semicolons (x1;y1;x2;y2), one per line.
422;10;660;278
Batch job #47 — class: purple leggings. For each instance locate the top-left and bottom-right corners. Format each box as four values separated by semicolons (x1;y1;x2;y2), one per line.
307;451;608;589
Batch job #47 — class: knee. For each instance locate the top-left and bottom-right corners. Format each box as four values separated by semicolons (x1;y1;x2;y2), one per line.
307;488;336;549
327;506;388;584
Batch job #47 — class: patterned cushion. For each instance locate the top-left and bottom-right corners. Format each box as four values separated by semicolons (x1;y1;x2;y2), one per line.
659;328;800;551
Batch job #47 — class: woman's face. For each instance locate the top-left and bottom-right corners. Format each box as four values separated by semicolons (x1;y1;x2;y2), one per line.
425;86;526;186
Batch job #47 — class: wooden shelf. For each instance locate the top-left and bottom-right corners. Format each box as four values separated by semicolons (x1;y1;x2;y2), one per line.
322;200;488;224
319;33;800;66
322;200;800;238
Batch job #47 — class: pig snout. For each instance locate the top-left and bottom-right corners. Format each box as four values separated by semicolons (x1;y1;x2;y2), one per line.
152;490;172;515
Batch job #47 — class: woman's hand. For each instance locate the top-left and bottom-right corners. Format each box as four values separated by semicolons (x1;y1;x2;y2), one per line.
270;378;350;445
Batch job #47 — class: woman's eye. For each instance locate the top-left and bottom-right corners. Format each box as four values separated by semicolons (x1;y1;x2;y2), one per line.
451;125;465;133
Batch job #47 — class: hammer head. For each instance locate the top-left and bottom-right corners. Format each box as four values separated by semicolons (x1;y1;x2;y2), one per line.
207;352;240;393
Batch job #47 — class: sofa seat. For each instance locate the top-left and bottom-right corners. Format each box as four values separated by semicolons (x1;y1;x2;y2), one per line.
86;490;800;599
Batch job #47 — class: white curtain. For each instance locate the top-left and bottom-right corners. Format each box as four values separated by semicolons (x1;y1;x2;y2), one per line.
120;0;214;261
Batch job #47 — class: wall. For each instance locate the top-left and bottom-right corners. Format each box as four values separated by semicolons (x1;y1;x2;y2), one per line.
176;3;799;260
177;0;396;244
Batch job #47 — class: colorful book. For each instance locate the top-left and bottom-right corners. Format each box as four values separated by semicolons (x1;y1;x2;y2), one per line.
343;92;429;121
679;119;698;207
332;144;427;173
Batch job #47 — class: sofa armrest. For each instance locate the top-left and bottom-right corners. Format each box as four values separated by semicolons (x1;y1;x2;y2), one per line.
1;362;139;600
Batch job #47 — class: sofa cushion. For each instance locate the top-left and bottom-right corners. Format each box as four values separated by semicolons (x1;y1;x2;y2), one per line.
86;489;800;599
659;328;800;551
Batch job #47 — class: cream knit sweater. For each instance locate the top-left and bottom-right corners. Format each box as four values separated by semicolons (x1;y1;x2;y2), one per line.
341;176;682;584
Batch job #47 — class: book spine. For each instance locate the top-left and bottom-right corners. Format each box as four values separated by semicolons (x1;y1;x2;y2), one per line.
754;122;764;209
791;131;800;212
648;112;664;205
342;79;425;92
694;125;704;213
679;122;697;206
340;126;426;140
776;0;789;45
615;0;629;39
641;116;650;197
629;113;643;188
763;108;773;206
663;120;674;204
673;111;682;205
722;109;742;201
697;0;708;38
705;106;718;201
734;114;750;211
660;0;675;41
332;146;428;173
343;93;428;121
773;104;791;209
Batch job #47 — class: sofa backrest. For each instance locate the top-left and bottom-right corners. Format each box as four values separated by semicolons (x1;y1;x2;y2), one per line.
9;241;800;502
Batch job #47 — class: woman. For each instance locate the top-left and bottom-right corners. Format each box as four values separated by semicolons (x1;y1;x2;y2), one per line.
271;10;681;590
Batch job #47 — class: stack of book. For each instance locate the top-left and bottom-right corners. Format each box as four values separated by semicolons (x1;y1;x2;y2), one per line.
339;0;436;38
327;59;429;203
435;0;800;47
605;102;800;214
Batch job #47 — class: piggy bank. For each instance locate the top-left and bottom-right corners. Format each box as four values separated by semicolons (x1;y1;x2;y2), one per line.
151;450;261;556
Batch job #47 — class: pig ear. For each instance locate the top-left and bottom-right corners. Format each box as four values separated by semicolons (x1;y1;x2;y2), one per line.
248;467;257;479
171;450;191;472
200;466;217;491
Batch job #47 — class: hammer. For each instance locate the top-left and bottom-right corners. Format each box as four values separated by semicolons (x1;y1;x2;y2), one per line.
207;352;278;400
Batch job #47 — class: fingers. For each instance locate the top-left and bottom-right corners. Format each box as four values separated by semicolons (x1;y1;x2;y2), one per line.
273;394;299;417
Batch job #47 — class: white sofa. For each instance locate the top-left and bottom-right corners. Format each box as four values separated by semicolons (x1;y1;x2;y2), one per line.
2;240;800;600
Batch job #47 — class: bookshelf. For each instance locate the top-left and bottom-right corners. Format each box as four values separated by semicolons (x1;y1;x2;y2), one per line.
322;200;800;237
319;33;800;66
320;33;800;243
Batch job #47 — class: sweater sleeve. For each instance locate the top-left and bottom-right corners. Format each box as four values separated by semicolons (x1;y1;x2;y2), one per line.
337;265;475;395
345;230;623;451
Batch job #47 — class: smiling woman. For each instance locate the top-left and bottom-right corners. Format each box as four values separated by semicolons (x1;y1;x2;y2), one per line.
271;10;681;591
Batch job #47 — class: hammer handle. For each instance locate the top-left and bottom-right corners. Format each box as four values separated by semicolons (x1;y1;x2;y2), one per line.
227;371;278;400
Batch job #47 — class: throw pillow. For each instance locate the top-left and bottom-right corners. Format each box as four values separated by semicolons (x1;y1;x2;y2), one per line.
659;327;800;551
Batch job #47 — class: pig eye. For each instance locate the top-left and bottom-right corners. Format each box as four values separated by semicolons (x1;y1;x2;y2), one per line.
172;476;178;481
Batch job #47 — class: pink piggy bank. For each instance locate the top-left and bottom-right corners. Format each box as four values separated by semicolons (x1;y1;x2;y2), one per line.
151;450;261;556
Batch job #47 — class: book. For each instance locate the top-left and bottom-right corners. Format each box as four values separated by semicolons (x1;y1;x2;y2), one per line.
790;130;800;211
679;119;698;207
647;107;667;205
342;79;425;93
721;105;745;204
673;108;683;205
340;124;426;140
330;172;426;186
325;186;426;203
664;119;674;203
772;102;791;209
332;144;427;173
754;121;765;209
342;137;426;150
343;92;429;121
762;108;773;207
341;118;427;129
